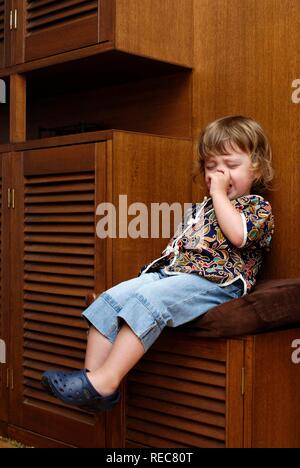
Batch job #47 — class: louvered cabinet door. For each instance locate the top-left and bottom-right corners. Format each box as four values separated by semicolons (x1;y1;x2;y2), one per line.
22;0;112;62
9;143;109;447
126;334;245;448
0;157;4;421
0;0;10;68
0;0;4;68
0;153;11;424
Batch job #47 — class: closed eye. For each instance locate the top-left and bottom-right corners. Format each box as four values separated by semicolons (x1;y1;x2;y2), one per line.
205;165;215;170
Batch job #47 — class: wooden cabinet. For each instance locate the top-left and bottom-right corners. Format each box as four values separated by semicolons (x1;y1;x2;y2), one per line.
19;0;110;64
0;0;193;71
0;68;192;146
0;154;10;425
0;1;193;147
0;0;194;448
0;1;5;68
0;130;192;447
1;0;111;67
125;327;300;448
8;142;108;447
126;333;244;448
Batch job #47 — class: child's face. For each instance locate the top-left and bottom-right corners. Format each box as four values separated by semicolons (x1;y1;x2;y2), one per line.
204;146;258;200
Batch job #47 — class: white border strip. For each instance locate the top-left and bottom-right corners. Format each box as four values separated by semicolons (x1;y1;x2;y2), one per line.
238;213;248;248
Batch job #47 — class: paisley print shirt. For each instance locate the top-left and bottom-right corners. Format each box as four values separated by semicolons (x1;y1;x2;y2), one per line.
139;195;274;295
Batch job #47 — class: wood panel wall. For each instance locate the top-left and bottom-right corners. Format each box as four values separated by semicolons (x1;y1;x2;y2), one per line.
192;0;300;279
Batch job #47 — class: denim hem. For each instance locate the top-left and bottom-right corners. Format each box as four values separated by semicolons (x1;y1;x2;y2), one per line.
81;294;119;343
82;315;117;345
117;295;167;352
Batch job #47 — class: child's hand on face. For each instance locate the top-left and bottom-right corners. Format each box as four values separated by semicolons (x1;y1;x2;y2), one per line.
207;169;231;197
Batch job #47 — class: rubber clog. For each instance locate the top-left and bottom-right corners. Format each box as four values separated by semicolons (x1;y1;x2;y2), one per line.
41;369;120;412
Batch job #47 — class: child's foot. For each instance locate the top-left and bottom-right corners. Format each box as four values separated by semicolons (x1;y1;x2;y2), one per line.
41;369;120;412
86;371;119;398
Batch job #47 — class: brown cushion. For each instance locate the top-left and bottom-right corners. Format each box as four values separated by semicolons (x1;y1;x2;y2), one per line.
185;278;300;337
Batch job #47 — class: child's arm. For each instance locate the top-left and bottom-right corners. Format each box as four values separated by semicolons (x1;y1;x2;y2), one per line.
212;192;244;247
208;169;244;247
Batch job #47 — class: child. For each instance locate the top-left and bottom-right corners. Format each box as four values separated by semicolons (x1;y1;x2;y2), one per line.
42;115;275;412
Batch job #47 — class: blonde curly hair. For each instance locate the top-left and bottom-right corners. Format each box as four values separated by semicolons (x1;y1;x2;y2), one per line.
193;115;274;194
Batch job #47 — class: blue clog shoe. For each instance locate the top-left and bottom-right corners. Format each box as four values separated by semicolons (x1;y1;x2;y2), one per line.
41;369;120;412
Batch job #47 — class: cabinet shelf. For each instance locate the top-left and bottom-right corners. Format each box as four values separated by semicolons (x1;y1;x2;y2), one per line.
0;53;192;146
24;49;192;91
27;68;192;142
0;0;193;75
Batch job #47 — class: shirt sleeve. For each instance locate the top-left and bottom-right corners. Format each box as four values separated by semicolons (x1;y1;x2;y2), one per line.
235;196;274;249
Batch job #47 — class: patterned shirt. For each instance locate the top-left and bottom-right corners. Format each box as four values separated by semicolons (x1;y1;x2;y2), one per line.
139;195;274;295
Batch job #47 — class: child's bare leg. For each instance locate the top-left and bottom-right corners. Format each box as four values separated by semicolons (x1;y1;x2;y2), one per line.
87;323;145;396
84;326;113;372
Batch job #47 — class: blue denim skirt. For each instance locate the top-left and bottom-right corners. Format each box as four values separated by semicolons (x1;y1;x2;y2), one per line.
82;269;243;352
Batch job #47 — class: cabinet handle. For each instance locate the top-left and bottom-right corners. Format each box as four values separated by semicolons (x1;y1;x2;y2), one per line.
9;10;13;30
7;189;15;208
7;188;11;208
14;9;18;30
6;368;9;388
11;189;15;208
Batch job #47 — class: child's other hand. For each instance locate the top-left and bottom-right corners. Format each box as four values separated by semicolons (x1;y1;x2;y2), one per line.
207;169;231;197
